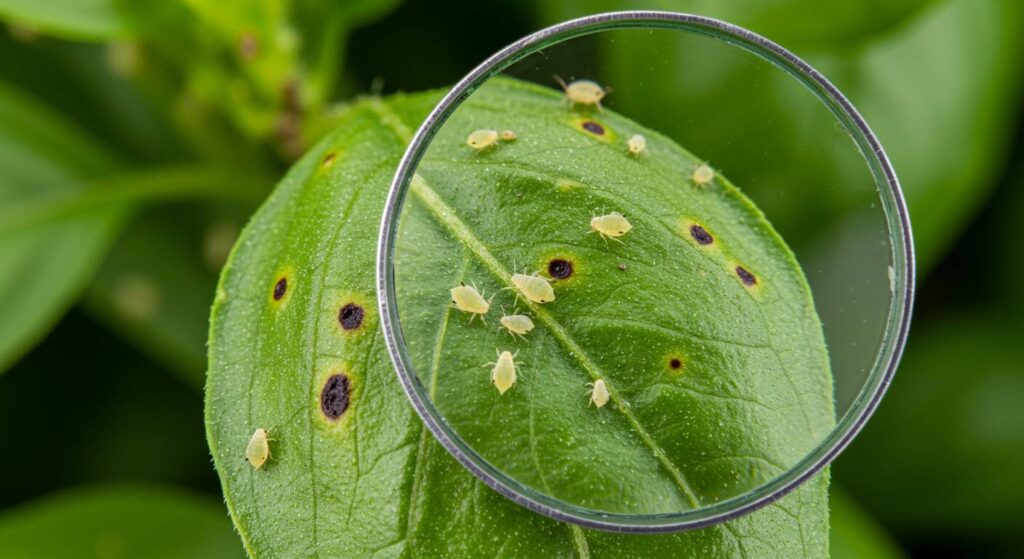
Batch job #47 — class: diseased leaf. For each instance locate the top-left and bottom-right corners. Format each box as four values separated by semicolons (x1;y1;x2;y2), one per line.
207;81;832;557
0;485;244;559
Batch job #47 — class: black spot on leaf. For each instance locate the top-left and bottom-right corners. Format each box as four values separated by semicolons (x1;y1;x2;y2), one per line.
669;358;683;370
736;266;757;286
690;224;714;245
272;277;287;301
581;121;605;135
548;259;574;280
321;374;351;420
339;303;365;330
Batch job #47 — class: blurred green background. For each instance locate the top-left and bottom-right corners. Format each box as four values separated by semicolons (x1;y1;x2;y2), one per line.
1;0;1022;557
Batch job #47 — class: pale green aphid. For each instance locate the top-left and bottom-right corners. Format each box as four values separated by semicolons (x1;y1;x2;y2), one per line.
589;379;610;408
590;211;633;242
692;163;716;188
466;129;499;151
450;282;492;323
499;312;534;338
487;350;518;395
510;273;555;304
554;76;609;110
628;134;646;155
246;428;270;469
500;130;517;141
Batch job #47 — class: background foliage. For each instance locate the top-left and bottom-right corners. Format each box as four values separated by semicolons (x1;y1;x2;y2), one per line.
0;0;1021;557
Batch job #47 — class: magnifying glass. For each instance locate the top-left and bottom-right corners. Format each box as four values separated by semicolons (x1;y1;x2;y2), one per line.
376;12;913;532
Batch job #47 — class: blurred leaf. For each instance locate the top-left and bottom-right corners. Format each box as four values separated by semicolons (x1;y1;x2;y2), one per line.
0;0;184;41
0;81;122;373
0;485;243;558
835;311;1024;542
830;489;904;559
541;0;937;46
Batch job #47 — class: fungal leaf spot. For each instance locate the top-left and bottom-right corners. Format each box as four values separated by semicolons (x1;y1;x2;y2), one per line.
338;303;365;330
547;258;574;280
571;117;615;143
690;224;714;246
321;151;337;170
320;373;351;421
270;274;290;305
735;265;758;287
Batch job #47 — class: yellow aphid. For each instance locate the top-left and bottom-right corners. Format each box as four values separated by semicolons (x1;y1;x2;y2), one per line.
451;283;492;323
590;212;632;242
555;76;609;110
500;313;534;338
500;130;517;141
246;428;270;469
489;350;518;395
510;273;555;304
627;134;646;155
691;163;715;187
589;379;610;408
466;129;499;151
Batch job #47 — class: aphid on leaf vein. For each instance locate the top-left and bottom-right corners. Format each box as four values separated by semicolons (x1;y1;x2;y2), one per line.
246;428;271;469
627;134;646;155
499;311;534;339
509;273;555;304
451;282;493;323
589;212;633;243
554;76;610;111
466;129;500;151
589;379;610;408
500;130;517;141
485;350;518;395
691;163;715;188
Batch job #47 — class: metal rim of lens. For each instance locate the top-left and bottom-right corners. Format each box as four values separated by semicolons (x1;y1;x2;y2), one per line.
376;10;915;533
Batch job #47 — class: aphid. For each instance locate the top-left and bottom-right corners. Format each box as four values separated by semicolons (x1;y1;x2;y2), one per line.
554;76;610;110
246;428;271;469
500;130;517;141
451;282;492;323
589;212;633;242
510;273;555;304
486;350;518;395
466;129;500;151
627;134;646;155
589;379;610;408
691;163;715;188
499;312;535;338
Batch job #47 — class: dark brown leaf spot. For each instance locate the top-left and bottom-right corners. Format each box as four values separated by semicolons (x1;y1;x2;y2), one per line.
736;266;757;286
669;358;683;370
321;152;337;168
581;121;605;135
548;258;574;280
690;224;714;245
321;374;351;420
338;303;364;330
272;277;287;301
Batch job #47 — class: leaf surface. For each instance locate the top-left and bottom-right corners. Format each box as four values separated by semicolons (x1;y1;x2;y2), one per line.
206;82;833;558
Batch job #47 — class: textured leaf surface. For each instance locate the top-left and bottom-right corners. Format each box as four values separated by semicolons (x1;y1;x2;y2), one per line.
395;78;833;514
0;485;244;559
206;82;832;558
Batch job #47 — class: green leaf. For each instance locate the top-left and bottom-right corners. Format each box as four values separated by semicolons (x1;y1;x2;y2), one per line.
835;311;1024;540
829;489;903;559
0;0;184;40
0;485;244;559
207;81;832;557
0;82;123;373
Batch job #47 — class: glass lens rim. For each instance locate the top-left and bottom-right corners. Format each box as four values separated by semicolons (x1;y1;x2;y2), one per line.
376;10;916;533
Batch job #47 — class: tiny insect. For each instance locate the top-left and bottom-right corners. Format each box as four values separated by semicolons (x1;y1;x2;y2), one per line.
466;129;500;151
486;350;518;395
500;130;517;141
451;282;493;323
589;212;633;243
627;134;646;155
554;76;610;111
691;163;715;188
246;428;271;469
499;312;535;339
509;273;555;304
589;379;610;408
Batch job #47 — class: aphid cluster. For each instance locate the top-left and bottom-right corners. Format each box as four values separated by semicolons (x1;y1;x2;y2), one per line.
467;128;518;151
